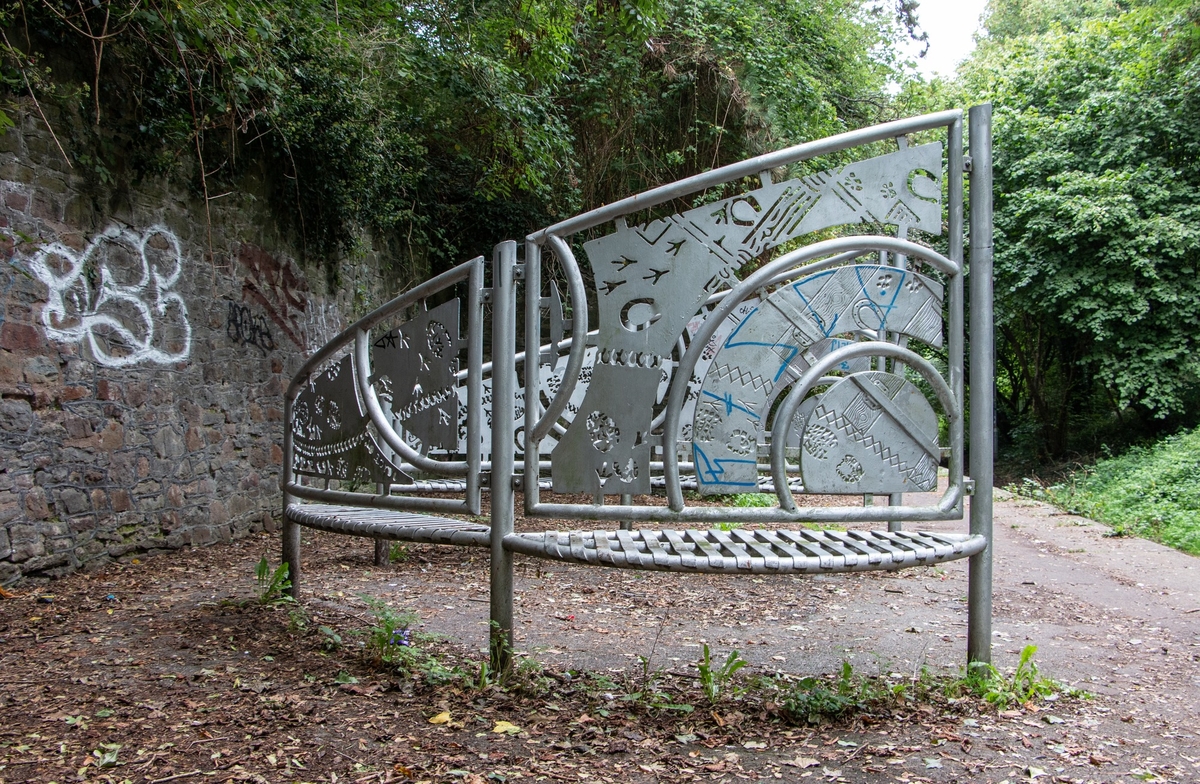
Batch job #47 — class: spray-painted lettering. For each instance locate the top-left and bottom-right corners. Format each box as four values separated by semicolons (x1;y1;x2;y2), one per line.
226;301;276;354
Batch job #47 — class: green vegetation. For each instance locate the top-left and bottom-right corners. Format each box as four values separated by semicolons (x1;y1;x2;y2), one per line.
254;557;292;605
360;595;460;685
1;0;918;272
950;645;1072;709
953;0;1200;461
1029;427;1200;554
696;644;747;704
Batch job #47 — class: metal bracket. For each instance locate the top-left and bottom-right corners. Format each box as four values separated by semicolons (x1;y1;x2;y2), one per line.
513;263;527;281
965;478;976;496
481;288;494;304
963;156;974;173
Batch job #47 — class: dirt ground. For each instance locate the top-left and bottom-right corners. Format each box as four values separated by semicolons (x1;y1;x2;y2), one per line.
2;488;1199;784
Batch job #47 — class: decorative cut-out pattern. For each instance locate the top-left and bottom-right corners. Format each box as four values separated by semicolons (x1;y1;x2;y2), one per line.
292;355;409;485
692;265;944;493
372;300;463;453
798;371;940;494
548;144;944;494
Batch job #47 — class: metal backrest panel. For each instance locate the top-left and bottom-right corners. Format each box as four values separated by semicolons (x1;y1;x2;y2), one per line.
282;256;485;516
517;110;967;524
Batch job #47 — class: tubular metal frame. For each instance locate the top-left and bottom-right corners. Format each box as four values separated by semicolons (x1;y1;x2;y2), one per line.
282;106;996;667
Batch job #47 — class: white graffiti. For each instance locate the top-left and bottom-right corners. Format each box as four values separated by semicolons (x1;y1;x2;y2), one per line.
27;224;192;367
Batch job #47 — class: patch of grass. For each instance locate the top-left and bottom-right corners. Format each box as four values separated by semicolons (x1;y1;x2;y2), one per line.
1023;427;1200;554
731;493;775;508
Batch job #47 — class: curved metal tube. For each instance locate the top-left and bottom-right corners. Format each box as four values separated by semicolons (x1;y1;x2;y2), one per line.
285;258;481;404
282;257;482;492
355;328;469;476
663;235;960;511
531;235;590;443
529;110;962;242
768;341;958;512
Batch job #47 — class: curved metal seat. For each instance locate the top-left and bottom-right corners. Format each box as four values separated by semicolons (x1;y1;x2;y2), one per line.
286;504;490;547
502;528;985;574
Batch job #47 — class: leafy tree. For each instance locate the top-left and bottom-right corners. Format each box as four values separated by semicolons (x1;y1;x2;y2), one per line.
960;0;1200;459
3;0;916;275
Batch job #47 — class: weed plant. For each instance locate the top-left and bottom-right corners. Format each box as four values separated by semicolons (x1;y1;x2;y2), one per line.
696;644;747;704
1022;427;1200;554
949;645;1070;709
360;596;460;685
254;558;292;605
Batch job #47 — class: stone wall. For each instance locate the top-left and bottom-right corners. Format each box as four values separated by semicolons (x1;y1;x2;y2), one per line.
0;110;392;584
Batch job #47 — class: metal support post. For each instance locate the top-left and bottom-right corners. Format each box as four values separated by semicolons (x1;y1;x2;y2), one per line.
490;240;519;675
967;104;995;665
282;395;301;598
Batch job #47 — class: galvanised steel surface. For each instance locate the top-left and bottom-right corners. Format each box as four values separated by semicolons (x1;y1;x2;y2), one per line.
280;107;995;665
290;355;409;486
521;111;971;528
370;298;463;454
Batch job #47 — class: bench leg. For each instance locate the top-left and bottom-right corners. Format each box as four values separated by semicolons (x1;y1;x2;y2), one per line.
282;518;301;600
374;538;388;567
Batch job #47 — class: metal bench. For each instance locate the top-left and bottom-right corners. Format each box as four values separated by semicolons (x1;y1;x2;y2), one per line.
281;105;997;670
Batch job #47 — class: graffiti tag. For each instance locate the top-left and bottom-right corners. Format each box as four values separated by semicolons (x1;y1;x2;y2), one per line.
26;225;192;367
226;302;276;354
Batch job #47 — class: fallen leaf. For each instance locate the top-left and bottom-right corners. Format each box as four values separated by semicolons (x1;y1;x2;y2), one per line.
492;720;521;734
1026;766;1047;779
924;758;943;769
0;587;15;599
428;711;451;725
1044;715;1065;724
742;741;766;749
786;757;819;768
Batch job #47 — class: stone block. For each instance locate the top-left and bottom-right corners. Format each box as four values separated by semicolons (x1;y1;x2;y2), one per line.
0;399;34;432
24;487;49;519
0;351;22;385
23;355;58;384
110;489;132;512
152;427;186;459
96;379;122;401
0;321;40;352
57;487;89;515
0;526;9;559
97;422;124;451
8;524;44;561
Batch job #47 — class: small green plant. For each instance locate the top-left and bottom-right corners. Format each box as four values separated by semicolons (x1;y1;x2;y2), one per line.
956;645;1062;709
623;654;694;713
361;595;418;664
318;625;343;651
716;521;743;531
255;557;293;605
359;595;463;685
776;662;898;725
696;644;747;704
287;607;310;633
92;743;121;768
389;542;410;563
